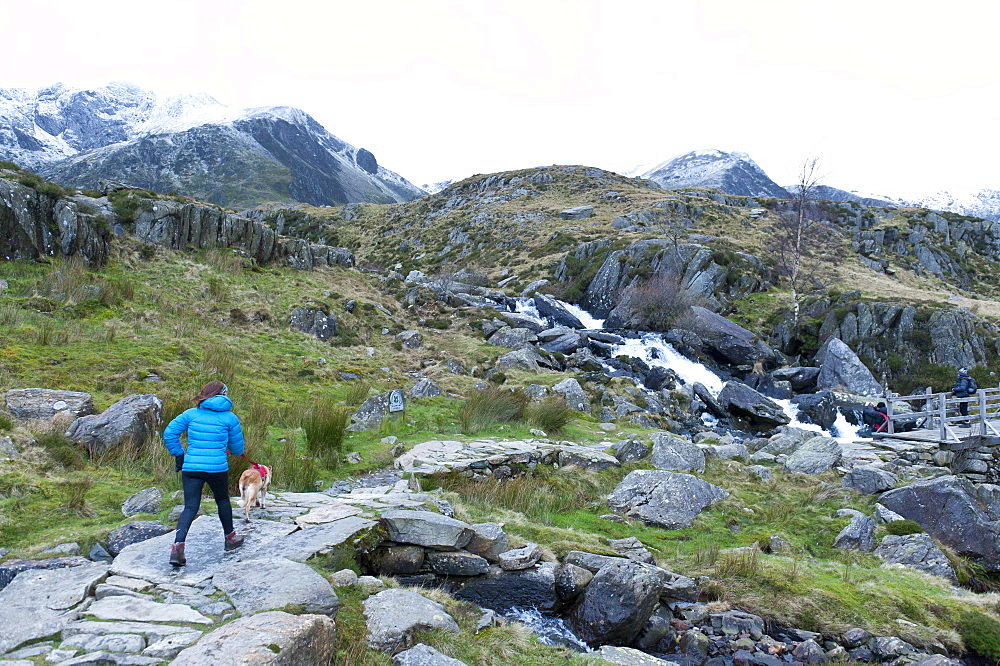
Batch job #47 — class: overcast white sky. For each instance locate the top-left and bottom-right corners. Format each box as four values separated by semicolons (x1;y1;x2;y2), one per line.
2;0;998;197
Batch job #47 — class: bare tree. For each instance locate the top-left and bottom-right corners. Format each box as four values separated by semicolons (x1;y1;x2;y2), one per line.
768;158;840;325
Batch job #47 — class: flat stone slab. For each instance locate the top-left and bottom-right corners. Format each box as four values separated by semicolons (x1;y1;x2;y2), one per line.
110;515;297;585
394;643;469;665
85;595;212;624
252;516;377;562
172;611;336;666
213;556;339;616
381;510;473;549
62;620;201;644
394;438;618;476
294;502;363;526
0;562;109;654
364;588;460;653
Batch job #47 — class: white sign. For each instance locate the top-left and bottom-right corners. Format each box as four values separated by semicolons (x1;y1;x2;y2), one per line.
388;390;405;413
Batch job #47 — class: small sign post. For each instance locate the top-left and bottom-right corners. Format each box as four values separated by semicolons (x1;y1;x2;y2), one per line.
388;389;405;413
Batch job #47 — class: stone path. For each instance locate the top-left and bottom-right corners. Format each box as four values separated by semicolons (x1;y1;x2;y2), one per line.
0;474;443;664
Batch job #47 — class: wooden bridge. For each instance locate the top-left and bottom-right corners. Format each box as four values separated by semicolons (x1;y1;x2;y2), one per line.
877;386;1000;449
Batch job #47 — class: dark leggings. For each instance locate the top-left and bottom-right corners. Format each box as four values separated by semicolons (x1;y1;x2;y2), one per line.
175;470;234;543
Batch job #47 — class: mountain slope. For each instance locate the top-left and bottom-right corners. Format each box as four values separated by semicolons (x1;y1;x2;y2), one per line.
640;149;789;198
0;82;424;208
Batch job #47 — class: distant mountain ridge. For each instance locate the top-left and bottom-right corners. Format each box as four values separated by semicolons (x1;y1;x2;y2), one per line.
639;149;790;198
0;82;424;207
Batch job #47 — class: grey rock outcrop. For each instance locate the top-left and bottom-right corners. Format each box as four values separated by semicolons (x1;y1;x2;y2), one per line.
717;382;790;427
290;306;337;341
552;378;590;412
410;379;443;399
172;611;336;665
677;307;774;365
875;533;957;582
815;338;882;397
878;475;1000;570
380;510;473;550
842;465;898;495
65;393;163;455
783;437;841;474
394;644;469;666
349;391;405;431
363;588;460;653
568;559;666;646
464;523;509;563
121;488;163;517
5;388;94;421
607;470;727;528
833;514;877;551
650;433;705;472
213;556;340;615
487;327;538;350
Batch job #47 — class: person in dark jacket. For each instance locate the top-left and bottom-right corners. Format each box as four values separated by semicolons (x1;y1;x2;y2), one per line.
861;402;888;433
162;381;245;566
952;367;978;423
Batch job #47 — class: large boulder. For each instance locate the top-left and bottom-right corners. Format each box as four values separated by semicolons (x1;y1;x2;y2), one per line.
496;347;550;371
676;307;774;365
349;391;405;431
289;306;337;341
213;556;339;616
772;367;820;392
650;433;705;473
5;388;94;421
790;392;838;430
816;338;882;397
121;487;163;516
833;513;877;551
783;436;841;474
380;510;473;550
842;465;898;495
363;588;459;653
455;562;560;612
534;294;585;329
875;534;957;583
878;475;1000;571
487;327;538;350
607;470;727;529
172;611;336;665
568;559;666;647
717;382;790;428
65;393;163;456
552;378;591;412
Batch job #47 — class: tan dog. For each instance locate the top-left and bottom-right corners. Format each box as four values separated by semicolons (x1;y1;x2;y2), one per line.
238;463;272;523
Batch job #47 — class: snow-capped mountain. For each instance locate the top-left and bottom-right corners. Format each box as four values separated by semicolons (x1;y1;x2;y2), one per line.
639;149;789;198
901;189;1000;222
0;82;424;207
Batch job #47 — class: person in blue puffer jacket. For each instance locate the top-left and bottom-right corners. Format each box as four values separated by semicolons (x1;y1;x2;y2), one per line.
162;380;245;566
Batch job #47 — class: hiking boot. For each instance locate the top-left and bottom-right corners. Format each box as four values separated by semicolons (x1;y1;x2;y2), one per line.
169;543;186;567
224;531;244;551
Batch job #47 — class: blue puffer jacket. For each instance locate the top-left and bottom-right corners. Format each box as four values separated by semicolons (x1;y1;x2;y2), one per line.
163;395;245;473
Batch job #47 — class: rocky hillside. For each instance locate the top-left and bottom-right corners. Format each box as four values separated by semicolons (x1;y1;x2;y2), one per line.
0;82;423;208
2;161;1000;664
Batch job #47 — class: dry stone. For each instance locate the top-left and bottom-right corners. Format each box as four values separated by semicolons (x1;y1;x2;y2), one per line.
85;596;212;624
380;510;473;550
650;433;705;472
121;488;163;517
5;388;94;421
363;588;460;653
608;470;727;528
171;611;336;665
876;533;957;582
65;393;163;456
213;556;339;616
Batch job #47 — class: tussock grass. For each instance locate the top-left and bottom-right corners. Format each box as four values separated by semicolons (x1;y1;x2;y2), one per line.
525;397;573;433
301;399;349;466
58;475;94;516
459;386;528;434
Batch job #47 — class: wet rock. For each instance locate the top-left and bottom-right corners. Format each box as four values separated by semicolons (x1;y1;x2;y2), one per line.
607;470;727;529
363;588;460;653
121;487;163;517
650;433;705;473
677;307;774;365
772;367;820;391
534;294;585;329
214;556;339;616
554;563;593;602
427;551;490;576
717;382;789;428
569;559;666;647
455;562;559;612
171;611;336;665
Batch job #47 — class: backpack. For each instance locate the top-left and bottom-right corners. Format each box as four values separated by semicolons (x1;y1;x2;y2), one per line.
953;375;976;397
